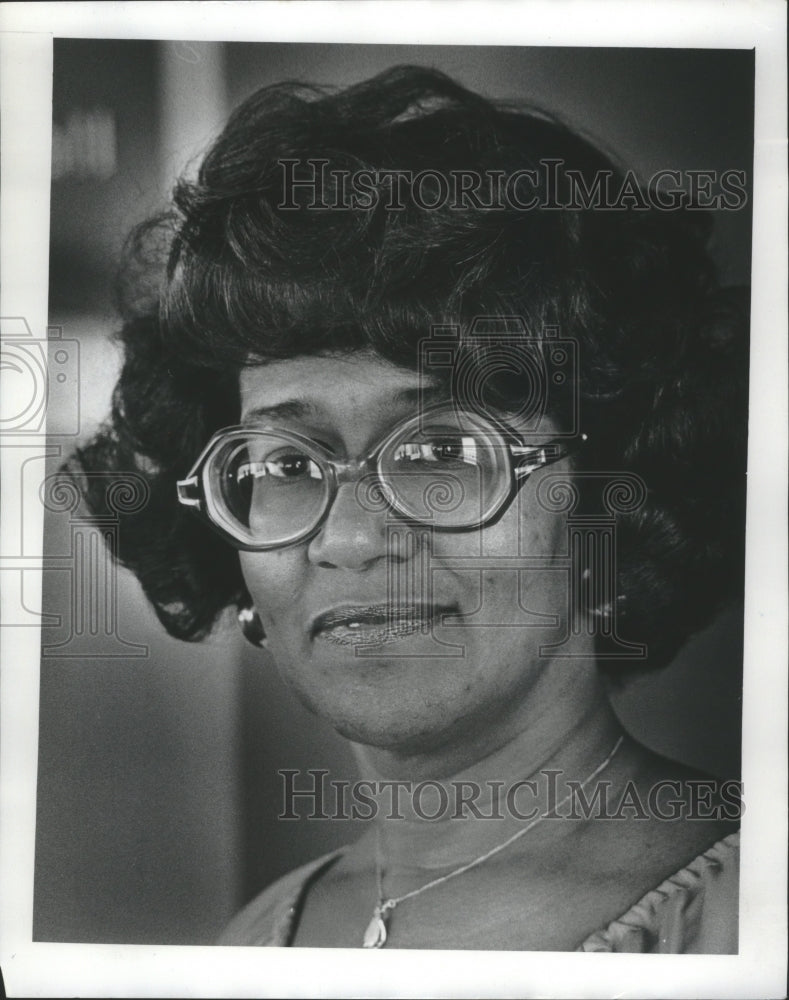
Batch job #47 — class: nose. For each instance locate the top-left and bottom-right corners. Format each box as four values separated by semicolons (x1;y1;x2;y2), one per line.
307;481;393;570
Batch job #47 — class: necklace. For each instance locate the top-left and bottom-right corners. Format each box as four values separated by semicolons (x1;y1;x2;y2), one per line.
362;735;624;948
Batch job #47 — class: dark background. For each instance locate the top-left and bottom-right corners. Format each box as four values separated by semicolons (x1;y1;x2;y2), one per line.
36;40;753;944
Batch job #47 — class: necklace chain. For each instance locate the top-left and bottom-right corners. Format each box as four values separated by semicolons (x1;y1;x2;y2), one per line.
363;735;624;947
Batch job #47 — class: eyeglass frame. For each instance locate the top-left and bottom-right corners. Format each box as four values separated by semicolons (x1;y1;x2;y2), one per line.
176;403;586;551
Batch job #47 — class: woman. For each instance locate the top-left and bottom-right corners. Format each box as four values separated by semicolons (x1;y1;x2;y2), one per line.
70;66;746;951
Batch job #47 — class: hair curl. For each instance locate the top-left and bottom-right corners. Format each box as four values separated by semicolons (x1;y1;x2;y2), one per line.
68;66;749;672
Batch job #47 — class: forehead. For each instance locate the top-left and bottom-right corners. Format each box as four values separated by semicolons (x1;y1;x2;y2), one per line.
239;352;442;426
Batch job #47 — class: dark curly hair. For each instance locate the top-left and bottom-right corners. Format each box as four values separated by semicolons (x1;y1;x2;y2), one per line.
68;65;749;672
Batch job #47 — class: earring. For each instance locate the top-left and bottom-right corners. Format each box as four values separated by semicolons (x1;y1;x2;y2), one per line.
590;595;626;619
238;602;267;648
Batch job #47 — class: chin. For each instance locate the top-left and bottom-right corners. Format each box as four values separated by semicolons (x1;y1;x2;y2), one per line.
314;679;509;758
314;691;452;749
279;669;466;752
331;712;463;755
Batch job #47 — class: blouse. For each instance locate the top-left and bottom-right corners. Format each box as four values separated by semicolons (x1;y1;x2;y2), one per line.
218;830;739;953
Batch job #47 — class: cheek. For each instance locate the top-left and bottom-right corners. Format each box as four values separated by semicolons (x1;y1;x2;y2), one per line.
239;549;305;626
431;486;568;616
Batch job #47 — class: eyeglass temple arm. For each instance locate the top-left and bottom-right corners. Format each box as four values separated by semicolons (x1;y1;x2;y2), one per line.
510;434;586;480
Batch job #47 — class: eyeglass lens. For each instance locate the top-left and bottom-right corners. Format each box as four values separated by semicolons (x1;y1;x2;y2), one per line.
215;435;331;546
209;412;512;545
378;413;508;526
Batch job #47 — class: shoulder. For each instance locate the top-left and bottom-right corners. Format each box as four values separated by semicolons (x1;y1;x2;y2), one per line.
217;848;345;946
569;743;741;953
580;829;740;953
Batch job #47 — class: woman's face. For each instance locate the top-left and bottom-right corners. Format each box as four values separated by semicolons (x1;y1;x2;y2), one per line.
239;352;585;757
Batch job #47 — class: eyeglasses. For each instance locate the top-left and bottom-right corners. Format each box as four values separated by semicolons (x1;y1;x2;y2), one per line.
176;404;581;551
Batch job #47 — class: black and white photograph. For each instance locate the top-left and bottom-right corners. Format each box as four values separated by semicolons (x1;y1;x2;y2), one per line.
0;2;786;997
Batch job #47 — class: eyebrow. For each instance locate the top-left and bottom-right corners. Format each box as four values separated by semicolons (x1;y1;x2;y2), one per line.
240;384;447;427
241;399;313;426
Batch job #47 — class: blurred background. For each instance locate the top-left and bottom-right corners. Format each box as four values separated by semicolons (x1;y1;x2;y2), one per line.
36;40;753;944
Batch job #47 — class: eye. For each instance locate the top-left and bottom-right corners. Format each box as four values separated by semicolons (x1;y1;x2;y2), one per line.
392;434;480;468
431;438;473;463
263;449;322;480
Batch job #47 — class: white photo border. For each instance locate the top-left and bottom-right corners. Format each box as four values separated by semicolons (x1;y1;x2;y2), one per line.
1;2;786;997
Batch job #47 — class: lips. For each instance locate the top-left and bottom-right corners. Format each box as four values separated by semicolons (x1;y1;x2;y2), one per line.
310;603;458;647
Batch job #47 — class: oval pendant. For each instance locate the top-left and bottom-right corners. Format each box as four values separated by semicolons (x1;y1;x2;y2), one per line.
363;909;388;948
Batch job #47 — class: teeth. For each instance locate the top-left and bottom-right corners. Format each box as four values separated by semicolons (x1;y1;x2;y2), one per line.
313;605;459;648
318;615;427;647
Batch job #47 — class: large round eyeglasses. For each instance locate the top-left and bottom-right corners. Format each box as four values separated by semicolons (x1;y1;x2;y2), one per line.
176;404;580;551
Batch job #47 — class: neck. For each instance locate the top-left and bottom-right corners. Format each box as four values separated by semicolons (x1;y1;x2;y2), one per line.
352;657;619;781
349;662;625;872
